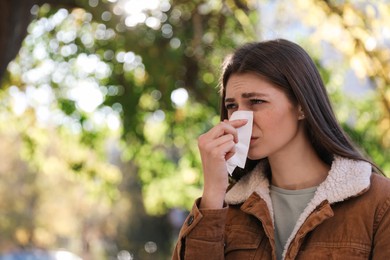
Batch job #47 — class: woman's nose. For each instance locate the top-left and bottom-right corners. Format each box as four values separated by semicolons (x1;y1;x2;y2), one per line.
237;106;251;112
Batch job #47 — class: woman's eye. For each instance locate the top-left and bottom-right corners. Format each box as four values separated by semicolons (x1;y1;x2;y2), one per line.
225;103;237;110
250;99;264;105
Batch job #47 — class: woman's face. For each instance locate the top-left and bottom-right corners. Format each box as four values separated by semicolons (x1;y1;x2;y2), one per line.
225;73;304;160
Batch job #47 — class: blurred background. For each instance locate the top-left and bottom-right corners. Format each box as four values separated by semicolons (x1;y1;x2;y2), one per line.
0;0;389;259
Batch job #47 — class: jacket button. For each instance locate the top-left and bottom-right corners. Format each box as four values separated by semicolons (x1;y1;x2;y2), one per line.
187;215;194;226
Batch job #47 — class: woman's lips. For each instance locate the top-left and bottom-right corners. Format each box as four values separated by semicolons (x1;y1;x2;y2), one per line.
250;136;258;144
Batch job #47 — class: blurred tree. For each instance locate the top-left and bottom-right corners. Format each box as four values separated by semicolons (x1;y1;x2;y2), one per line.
292;0;390;172
1;0;259;258
0;0;78;81
0;91;122;259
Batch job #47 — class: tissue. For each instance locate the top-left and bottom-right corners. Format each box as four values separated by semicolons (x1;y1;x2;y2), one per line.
226;111;253;175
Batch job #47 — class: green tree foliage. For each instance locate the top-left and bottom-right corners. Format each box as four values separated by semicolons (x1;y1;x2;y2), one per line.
0;91;121;257
297;0;390;173
1;0;259;258
5;0;259;216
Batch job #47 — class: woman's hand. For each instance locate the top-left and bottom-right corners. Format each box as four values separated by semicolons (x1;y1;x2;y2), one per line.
198;119;248;209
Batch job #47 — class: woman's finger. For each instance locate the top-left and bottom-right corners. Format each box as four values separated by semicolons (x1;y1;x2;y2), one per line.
203;134;234;150
225;145;236;160
206;137;236;161
208;119;248;142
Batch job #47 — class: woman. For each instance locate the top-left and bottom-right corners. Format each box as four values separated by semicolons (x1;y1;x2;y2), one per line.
172;39;390;259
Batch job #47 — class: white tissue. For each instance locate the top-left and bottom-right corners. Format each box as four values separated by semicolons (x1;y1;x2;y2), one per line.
226;111;253;175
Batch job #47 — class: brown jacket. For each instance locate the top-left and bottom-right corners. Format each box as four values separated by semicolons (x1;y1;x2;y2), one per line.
172;157;390;259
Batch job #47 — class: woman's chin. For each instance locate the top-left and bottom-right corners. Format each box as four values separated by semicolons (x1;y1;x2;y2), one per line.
247;153;266;161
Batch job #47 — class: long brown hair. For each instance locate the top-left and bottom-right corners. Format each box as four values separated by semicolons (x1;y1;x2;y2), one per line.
219;39;381;181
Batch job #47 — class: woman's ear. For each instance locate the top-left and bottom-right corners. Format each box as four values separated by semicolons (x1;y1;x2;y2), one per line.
297;105;305;120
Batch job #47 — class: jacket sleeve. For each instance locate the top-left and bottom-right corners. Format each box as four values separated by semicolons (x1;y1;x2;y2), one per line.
172;198;228;260
371;197;390;259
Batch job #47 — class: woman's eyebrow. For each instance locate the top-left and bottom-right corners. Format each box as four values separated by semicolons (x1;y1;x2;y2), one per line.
225;92;268;103
241;92;268;98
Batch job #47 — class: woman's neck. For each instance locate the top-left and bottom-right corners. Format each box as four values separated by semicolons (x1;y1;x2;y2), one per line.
268;137;330;190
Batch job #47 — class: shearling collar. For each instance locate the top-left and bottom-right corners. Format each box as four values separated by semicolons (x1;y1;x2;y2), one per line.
225;156;372;206
225;156;372;258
